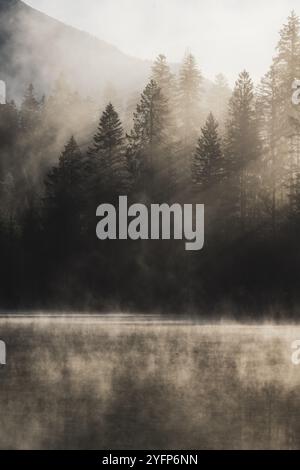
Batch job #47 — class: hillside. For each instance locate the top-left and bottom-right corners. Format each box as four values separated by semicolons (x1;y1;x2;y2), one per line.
0;0;152;101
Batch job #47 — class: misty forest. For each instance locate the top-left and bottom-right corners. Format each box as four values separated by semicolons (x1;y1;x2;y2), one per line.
1;8;300;317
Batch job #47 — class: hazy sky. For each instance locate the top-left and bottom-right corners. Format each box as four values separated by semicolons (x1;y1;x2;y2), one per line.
25;0;300;84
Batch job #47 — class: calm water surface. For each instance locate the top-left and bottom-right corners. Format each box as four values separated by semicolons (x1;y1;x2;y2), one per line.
0;314;299;449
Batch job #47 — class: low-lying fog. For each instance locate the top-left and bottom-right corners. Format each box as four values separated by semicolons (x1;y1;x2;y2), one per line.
0;315;300;449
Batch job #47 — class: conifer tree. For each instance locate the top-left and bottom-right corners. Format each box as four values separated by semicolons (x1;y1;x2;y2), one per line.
127;80;168;183
256;12;300;223
275;11;300;92
257;66;282;232
43;136;86;279
224;71;260;230
152;55;176;105
152;54;178;135
88;103;129;198
19;84;47;189
45;136;84;210
192;113;223;190
274;11;300;215
178;53;202;143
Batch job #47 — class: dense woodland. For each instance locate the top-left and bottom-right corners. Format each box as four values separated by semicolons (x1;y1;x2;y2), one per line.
1;12;300;317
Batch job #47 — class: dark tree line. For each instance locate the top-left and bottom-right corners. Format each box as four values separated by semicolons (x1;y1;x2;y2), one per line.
1;12;300;317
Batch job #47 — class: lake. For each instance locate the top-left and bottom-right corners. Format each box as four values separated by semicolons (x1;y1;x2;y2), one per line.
0;314;299;449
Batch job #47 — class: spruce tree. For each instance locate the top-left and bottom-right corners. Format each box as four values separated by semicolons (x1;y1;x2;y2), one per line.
152;55;176;105
44;136;85;252
192;113;223;190
178;53;202;143
257;66;282;232
45;136;84;208
224;71;260;231
88;103;129;198
42;136;86;287
127;79;168;183
275;11;300;91
274;11;300;216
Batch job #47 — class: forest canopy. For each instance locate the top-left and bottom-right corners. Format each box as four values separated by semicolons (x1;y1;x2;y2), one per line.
1;12;300;318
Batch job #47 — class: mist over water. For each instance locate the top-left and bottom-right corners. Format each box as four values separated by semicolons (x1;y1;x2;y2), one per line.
0;315;300;450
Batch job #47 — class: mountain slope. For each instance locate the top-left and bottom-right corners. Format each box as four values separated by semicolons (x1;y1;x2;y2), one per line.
0;0;152;101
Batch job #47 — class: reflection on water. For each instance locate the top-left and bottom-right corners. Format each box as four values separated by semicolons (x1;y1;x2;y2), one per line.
0;315;300;449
